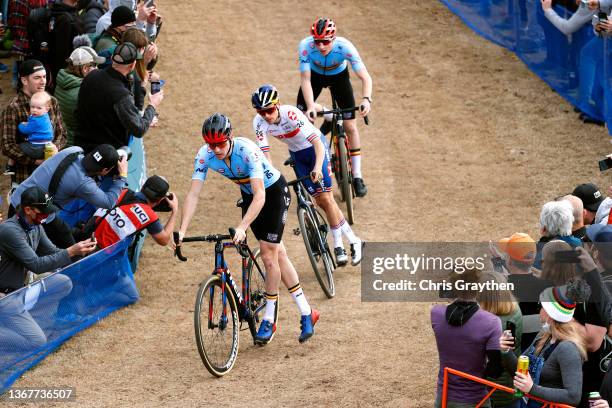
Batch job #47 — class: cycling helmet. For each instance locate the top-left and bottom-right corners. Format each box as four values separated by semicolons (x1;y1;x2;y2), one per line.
311;18;336;40
251;84;279;110
202;113;232;144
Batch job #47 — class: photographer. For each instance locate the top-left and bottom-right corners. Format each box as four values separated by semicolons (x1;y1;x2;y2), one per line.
74;175;178;248
9;145;128;248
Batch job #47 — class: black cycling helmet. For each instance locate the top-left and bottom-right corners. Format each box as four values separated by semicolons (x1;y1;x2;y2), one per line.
251;84;279;110
202;113;232;144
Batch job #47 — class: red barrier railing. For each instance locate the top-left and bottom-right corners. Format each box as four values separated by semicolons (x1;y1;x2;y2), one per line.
441;367;574;408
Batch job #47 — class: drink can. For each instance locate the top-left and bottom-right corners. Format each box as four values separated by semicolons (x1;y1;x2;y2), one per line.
517;355;529;374
44;142;55;160
589;392;601;407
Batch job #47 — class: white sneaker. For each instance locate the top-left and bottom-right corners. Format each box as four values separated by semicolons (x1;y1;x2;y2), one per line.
350;240;364;266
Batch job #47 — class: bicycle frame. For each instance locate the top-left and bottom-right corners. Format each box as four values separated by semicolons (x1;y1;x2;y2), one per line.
175;232;266;341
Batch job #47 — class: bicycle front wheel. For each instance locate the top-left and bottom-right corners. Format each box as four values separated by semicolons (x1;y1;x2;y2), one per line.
194;274;240;377
337;135;354;225
298;207;335;298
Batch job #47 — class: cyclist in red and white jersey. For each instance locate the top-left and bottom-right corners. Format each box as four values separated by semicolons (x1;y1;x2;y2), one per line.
297;17;372;198
252;84;363;266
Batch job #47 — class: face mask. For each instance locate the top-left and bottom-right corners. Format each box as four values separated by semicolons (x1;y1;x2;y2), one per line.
33;212;48;224
541;322;550;332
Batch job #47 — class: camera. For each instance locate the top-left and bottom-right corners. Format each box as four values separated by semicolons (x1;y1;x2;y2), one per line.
599;157;612;172
152;193;173;212
117;146;132;161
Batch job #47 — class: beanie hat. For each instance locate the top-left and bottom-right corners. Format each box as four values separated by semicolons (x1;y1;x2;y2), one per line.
111;5;136;28
539;285;576;323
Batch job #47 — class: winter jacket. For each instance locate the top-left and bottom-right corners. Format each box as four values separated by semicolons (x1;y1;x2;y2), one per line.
54;68;84;146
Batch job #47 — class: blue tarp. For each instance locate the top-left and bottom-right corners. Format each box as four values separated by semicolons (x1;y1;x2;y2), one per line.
440;0;612;133
0;238;139;393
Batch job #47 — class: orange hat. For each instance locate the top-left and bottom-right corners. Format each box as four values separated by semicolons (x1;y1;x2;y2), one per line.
498;233;536;263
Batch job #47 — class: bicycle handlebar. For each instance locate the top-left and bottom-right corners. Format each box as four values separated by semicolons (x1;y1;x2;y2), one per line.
316;106;370;126
173;228;253;261
287;174;312;187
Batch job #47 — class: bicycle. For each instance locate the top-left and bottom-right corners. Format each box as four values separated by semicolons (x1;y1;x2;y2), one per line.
317;103;369;225
284;158;336;298
173;228;272;377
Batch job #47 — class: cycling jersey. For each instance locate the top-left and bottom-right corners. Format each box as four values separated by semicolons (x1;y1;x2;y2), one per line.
253;105;321;153
192;137;281;194
299;36;364;76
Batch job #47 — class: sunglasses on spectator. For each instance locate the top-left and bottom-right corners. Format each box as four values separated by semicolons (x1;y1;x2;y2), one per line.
209;140;229;149
314;39;333;45
29;196;53;207
257;107;276;116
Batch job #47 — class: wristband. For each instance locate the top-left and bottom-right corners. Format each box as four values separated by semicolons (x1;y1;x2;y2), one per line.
119;172;128;178
362;97;372;103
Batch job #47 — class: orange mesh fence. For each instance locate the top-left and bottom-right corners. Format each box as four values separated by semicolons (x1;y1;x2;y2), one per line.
441;367;574;408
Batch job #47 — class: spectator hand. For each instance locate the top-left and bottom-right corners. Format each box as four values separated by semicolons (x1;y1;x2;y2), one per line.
144;43;158;66
513;371;533;393
593;400;610;408
117;156;128;178
150;115;159;127
137;2;154;22
166;192;178;212
599;20;612;33
499;330;515;352
576;246;598;273
67;238;97;257
147;6;158;24
540;0;553;10
170;230;184;250
149;89;164;108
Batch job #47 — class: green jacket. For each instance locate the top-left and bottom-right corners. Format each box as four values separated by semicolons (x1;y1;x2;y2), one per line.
54;69;83;146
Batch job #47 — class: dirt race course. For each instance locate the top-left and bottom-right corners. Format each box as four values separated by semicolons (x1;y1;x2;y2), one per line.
2;0;612;407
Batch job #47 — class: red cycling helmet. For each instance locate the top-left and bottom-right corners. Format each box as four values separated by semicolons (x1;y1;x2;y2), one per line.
202;113;232;144
311;18;336;40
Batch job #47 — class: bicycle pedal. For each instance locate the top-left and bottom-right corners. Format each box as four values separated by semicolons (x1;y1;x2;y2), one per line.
293;228;301;236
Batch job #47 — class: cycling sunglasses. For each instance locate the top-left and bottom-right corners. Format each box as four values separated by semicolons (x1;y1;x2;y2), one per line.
208;140;229;149
29;195;53;207
257;107;276;116
314;38;333;45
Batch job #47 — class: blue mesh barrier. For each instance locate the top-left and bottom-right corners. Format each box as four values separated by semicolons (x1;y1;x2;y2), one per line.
0;238;139;394
440;0;612;132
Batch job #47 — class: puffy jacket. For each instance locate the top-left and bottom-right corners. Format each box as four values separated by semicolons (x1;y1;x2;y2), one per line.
80;0;106;34
54;68;83;146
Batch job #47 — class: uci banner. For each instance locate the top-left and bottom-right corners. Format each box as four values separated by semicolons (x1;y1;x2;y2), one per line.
0;238;139;394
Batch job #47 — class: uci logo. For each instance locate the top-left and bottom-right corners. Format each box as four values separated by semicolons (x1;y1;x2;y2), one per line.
94;152;103;162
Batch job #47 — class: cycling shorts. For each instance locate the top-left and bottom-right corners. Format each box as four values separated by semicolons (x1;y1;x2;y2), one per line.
240;175;291;243
296;67;356;120
289;137;332;197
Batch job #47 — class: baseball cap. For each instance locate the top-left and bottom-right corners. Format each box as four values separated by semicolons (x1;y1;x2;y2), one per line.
112;42;138;65
20;186;59;214
586;223;612;242
68;47;105;66
81;144;119;173
498;232;536;263
111;5;136;28
19;59;45;77
141;175;170;201
572;183;604;212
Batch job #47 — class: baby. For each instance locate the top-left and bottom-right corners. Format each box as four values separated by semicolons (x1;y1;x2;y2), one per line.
4;91;56;176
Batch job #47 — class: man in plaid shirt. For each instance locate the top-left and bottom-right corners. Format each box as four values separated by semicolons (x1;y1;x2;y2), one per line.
1;60;66;184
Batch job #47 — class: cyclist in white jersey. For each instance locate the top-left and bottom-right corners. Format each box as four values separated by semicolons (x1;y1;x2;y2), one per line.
252;84;364;266
297;18;373;198
176;113;319;345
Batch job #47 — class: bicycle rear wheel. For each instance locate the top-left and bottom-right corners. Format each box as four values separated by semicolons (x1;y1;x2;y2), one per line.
298;207;335;298
337;134;354;225
194;274;239;377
